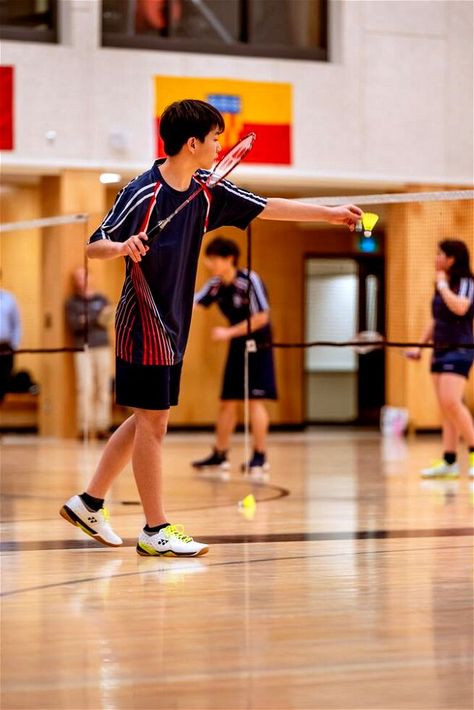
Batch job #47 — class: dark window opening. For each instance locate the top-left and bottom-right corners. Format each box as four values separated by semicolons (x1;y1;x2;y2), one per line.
102;0;328;61
0;0;58;42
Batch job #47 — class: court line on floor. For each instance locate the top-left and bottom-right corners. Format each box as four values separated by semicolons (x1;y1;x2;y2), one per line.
2;482;472;525
0;483;290;523
1;543;472;599
1;526;473;553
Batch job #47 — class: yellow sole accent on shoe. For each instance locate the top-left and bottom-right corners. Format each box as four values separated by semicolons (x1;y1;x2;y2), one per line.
421;472;459;479
137;541;160;556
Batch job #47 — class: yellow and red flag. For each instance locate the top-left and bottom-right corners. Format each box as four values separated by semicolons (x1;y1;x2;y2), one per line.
154;76;292;164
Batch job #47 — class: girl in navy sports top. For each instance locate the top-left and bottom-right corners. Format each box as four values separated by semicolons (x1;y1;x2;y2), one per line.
407;239;474;478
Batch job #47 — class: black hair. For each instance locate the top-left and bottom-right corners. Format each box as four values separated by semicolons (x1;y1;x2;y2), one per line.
438;239;473;286
205;236;240;266
159;99;225;156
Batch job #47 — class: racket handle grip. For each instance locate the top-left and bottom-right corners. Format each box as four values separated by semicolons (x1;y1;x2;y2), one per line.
146;219;166;243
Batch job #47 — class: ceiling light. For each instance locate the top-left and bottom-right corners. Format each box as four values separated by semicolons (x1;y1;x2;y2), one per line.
99;173;121;184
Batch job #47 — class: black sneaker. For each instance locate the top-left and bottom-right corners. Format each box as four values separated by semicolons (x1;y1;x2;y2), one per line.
241;451;270;484
192;449;230;480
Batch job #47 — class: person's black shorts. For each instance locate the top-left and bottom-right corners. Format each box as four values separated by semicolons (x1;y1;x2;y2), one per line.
221;340;277;401
115;358;183;410
431;349;474;379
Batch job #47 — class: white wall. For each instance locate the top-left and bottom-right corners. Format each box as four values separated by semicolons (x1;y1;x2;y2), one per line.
1;0;472;186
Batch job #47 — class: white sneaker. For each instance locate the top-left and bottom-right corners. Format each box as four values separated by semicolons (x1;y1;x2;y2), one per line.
137;525;209;557
60;495;123;547
420;460;459;478
241;452;270;484
243;465;270;484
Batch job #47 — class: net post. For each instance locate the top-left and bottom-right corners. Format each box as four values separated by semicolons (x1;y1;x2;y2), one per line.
244;338;256;477
243;222;254;475
246;221;252;336
82;220;90;446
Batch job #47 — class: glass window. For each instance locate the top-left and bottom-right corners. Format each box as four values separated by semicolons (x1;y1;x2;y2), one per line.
0;0;58;42
102;0;327;61
250;0;325;51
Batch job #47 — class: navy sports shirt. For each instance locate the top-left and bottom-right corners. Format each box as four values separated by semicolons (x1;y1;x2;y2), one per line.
432;277;474;348
89;160;266;365
195;268;273;345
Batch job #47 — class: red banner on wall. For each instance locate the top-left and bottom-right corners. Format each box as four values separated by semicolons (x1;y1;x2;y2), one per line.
154;77;292;164
0;66;14;151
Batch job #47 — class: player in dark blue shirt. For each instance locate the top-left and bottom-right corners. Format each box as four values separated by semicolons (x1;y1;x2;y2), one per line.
193;236;276;481
60;99;362;556
407;239;474;478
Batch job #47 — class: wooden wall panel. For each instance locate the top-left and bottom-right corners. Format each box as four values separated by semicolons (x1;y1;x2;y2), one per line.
39;172;107;437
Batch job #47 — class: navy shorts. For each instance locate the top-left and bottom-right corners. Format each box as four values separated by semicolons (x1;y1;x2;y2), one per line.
431;349;474;379
115;358;183;410
221;340;277;401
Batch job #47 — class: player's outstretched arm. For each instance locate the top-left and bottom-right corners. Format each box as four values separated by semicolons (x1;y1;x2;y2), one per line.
259;198;362;230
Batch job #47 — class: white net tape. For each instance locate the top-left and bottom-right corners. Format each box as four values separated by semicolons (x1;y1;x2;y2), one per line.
0;213;88;233
303;189;473;206
1;191;470;234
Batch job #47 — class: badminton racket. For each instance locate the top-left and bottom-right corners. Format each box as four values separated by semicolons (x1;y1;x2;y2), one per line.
146;132;256;243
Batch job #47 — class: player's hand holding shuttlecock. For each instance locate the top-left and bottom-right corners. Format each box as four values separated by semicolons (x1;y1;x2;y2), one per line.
329;205;363;230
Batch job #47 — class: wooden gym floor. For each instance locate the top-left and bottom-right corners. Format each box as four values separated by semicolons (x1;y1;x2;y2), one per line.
1;430;473;710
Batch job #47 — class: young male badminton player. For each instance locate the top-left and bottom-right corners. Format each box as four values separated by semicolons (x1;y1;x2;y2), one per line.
60;99;362;556
193;236;276;482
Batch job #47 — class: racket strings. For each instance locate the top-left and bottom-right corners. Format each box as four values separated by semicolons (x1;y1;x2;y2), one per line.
206;133;256;187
